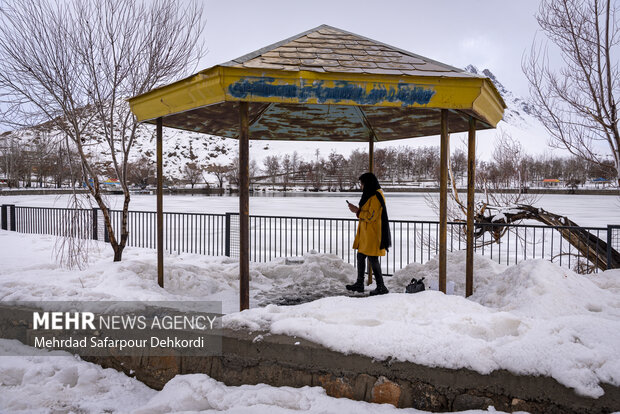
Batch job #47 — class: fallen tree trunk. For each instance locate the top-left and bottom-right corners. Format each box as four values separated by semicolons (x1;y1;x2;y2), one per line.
472;204;620;271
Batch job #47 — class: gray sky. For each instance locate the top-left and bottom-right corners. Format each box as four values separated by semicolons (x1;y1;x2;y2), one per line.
0;0;545;136
199;0;544;97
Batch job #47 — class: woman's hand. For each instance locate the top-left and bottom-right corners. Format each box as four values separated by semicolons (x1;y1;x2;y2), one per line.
347;202;359;214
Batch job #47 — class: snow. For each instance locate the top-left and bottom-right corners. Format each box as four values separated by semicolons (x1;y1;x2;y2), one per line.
225;252;620;398
0;231;354;314
1;230;619;400
0;339;518;414
0;339;154;412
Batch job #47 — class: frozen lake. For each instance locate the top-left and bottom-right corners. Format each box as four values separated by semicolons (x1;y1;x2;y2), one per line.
0;193;620;226
1;192;619;227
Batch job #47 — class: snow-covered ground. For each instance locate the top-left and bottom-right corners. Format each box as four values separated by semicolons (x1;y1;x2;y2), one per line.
2;192;620;225
1;231;619;402
0;339;519;414
0;232;352;312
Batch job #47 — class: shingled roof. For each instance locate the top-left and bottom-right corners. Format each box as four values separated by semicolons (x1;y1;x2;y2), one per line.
128;24;505;141
222;25;479;78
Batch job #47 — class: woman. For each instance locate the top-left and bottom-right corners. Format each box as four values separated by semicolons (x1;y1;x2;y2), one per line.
346;172;391;296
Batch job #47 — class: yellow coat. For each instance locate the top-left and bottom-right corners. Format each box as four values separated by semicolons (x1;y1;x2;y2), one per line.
352;190;386;257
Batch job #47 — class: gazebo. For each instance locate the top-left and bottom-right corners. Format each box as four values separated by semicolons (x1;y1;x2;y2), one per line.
128;25;505;310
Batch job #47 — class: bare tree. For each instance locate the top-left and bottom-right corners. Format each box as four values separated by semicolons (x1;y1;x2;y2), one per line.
263;155;280;189
0;132;24;187
183;162;203;189
428;133;540;236
281;154;292;191
472;132;540;209
450;148;467;185
30;130;57;188
226;156;259;189
523;0;620;186
207;163;232;189
326;150;346;190
0;0;205;262
346;149;368;188
52;142;79;188
127;156;155;188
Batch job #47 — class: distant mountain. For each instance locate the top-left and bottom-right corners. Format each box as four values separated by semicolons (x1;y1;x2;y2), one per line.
463;65;554;158
464;65;536;122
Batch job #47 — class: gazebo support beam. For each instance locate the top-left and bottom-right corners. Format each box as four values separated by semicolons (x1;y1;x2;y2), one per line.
353;106;377;175
439;109;448;293
156;117;164;288
368;134;374;173
367;131;374;286
239;102;250;311
466;117;476;297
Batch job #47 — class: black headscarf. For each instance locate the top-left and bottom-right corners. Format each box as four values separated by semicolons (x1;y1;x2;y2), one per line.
358;172;381;208
358;172;392;251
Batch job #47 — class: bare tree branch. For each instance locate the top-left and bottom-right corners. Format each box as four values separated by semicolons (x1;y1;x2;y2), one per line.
0;0;206;264
523;0;620;185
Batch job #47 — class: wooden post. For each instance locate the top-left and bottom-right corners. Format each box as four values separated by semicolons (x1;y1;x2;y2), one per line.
156;117;164;288
466;117;476;297
367;134;374;286
439;110;448;293
1;204;7;231
239;102;250;311
368;134;374;173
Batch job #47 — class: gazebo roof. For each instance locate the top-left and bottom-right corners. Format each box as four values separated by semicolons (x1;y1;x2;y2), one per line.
128;24;506;142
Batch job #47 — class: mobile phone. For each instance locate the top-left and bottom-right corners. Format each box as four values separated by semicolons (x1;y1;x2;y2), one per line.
346;200;351;205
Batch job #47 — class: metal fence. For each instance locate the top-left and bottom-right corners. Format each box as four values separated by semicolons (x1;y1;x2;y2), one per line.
106;209;227;257
2;204;618;274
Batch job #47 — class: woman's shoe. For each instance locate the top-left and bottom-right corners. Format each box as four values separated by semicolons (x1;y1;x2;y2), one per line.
345;281;365;292
369;285;389;296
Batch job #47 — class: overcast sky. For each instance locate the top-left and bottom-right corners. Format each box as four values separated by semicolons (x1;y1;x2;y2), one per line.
1;0;547;146
199;0;544;97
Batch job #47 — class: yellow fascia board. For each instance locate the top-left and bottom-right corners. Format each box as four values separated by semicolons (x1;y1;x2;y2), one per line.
471;79;506;127
128;65;506;127
128;67;225;122
221;66;487;111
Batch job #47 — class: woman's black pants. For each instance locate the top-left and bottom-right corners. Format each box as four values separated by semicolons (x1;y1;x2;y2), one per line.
356;252;385;287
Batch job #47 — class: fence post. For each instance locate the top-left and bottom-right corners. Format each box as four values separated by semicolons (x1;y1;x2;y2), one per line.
1;205;6;231
608;225;614;270
104;218;110;243
8;204;16;231
92;208;98;240
225;212;231;257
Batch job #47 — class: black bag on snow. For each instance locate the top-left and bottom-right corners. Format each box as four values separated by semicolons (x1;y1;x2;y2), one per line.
405;277;425;293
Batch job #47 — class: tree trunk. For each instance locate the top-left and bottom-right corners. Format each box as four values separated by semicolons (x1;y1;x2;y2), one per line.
476;204;620;271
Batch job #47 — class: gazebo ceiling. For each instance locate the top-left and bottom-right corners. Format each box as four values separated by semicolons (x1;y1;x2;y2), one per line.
128;25;506;141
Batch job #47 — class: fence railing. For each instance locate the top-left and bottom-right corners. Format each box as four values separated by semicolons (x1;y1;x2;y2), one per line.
2;204;619;274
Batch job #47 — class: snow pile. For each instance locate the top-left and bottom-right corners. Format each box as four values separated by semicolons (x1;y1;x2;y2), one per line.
0;232;354;313
0;339;154;412
0;339;509;414
225;254;620;398
136;374;406;414
386;250;505;295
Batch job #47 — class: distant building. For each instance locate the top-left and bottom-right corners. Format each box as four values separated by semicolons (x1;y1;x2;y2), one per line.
591;177;611;189
542;178;560;187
